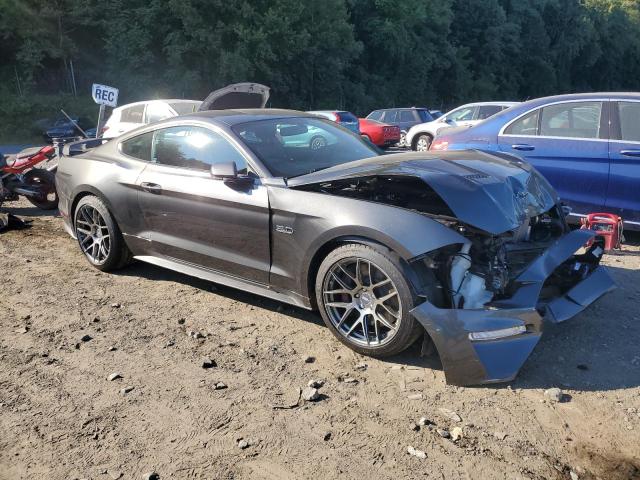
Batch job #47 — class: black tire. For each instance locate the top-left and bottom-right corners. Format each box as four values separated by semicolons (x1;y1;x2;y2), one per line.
24;169;58;210
413;133;433;151
315;243;422;357
74;195;131;271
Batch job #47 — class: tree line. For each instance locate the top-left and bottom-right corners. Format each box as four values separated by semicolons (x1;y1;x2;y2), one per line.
1;0;639;125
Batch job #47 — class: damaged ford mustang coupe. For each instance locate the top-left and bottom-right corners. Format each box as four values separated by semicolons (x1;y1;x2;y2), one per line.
56;108;615;386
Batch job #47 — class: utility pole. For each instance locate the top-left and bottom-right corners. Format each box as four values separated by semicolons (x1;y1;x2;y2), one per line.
70;59;78;97
14;66;22;96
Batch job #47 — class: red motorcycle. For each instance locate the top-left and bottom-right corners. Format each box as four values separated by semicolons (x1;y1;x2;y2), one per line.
0;145;58;210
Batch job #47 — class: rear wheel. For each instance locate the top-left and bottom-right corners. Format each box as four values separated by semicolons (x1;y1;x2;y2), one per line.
414;134;433;151
74;195;131;271
397;130;407;148
315;243;421;357
24;169;58;210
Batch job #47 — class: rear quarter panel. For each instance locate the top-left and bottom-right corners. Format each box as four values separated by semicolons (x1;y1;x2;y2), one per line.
56;147;149;242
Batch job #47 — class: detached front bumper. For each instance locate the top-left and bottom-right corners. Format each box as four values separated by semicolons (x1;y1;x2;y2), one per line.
411;229;616;386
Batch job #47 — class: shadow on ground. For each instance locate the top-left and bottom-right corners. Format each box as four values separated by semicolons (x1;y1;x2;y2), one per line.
110;233;640;394
1;204;59;218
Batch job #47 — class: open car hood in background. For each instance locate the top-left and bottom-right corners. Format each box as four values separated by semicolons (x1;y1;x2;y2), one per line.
198;83;270;111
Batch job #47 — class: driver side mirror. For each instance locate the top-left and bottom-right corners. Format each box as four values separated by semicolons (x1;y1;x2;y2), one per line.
445;118;456;125
210;161;237;179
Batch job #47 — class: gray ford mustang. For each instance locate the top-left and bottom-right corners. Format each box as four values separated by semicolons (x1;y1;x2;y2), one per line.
56;96;615;386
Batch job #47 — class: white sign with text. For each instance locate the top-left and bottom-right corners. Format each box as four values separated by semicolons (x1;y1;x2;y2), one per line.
92;84;119;107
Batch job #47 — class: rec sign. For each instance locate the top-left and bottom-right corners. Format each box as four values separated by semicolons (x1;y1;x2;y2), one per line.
92;84;119;107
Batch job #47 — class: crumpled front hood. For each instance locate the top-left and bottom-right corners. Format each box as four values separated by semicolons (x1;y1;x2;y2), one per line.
288;150;559;234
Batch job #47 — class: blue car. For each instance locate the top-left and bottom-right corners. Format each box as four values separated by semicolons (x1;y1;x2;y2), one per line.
43;117;94;142
431;93;640;230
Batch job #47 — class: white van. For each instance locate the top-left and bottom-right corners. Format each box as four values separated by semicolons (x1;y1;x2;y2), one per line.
102;99;201;138
102;84;271;139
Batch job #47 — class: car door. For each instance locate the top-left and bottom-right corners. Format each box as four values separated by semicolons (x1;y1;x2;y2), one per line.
498;100;610;215
442;105;478;129
607;100;640;224
136;124;271;283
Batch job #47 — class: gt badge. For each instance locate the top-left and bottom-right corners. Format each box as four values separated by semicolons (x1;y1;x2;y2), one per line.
275;225;294;235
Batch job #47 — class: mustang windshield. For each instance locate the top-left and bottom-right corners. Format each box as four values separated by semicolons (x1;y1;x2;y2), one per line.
232;117;380;178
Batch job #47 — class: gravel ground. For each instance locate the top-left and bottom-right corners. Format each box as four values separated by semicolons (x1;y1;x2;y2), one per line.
1;198;639;480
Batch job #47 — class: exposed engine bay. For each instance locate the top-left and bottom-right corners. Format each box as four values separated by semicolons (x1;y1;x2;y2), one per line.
296;174;602;311
288;151;615;386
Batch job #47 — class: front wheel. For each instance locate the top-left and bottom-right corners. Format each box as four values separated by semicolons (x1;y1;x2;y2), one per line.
414;134;433;151
24;169;58;210
315;243;421;357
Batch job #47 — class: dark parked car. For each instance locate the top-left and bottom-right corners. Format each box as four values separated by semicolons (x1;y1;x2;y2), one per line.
56;106;613;386
44;117;94;142
366;107;434;146
430;93;640;230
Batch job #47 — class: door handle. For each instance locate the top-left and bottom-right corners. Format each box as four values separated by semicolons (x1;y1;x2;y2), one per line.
620;149;640;157
511;144;535;151
140;182;162;194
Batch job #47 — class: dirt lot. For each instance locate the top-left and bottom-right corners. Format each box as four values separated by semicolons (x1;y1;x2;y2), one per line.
1;198;639;480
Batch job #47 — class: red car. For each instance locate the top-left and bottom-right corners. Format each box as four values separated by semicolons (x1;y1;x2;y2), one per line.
358;118;401;147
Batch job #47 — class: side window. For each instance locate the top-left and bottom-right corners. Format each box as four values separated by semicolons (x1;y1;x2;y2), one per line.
504;109;540;136
476;105;502;120
618;102;640;142
152;126;247;173
145;103;173;124
399;110;415;122
169;101;200;115
367;111;383;121
383;110;398;123
540;102;602;139
120;131;153;161
120;105;145;123
445;107;475;122
418;109;434;122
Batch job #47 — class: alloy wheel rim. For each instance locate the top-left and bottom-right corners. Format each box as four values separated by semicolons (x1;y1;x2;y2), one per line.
322;258;401;347
75;205;111;264
417;137;430;151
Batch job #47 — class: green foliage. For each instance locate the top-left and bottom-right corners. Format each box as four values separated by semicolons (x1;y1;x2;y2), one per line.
0;92;97;143
1;0;640;141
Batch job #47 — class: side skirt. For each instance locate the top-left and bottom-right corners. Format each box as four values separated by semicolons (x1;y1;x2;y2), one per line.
134;255;311;310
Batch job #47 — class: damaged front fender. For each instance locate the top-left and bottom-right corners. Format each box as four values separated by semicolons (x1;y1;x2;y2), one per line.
412;229;616;386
